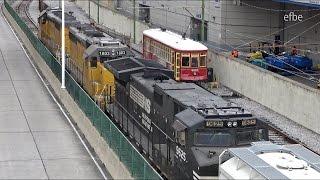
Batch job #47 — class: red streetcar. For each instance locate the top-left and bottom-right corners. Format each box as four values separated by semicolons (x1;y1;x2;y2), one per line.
143;28;208;81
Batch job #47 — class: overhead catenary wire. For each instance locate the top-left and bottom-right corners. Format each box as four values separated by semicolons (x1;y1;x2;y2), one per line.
117;0;320;50
141;1;320;54
235;12;320;48
261;61;320;84
115;1;320;12
284;20;320;45
240;1;320;12
117;1;320;60
270;54;317;80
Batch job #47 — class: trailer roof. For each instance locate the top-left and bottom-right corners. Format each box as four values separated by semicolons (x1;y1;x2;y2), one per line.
143;28;208;51
223;142;320;179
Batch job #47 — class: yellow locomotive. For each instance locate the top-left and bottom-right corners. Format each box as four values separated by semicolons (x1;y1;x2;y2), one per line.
38;9;133;108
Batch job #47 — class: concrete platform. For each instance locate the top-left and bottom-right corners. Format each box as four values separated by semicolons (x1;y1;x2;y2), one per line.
0;4;104;179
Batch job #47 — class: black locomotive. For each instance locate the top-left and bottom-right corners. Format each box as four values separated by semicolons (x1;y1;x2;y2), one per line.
103;57;269;179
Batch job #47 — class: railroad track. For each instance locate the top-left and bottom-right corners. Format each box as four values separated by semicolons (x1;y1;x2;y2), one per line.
267;122;299;145
14;0;38;34
198;83;320;154
265;120;320;156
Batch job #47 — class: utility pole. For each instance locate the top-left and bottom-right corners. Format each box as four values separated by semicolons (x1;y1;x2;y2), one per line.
97;0;100;23
133;0;136;44
201;0;205;41
61;0;65;89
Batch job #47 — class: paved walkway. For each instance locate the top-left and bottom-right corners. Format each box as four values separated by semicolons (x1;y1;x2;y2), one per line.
0;4;104;179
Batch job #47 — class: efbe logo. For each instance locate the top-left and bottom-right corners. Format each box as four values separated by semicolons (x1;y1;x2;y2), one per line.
284;12;303;22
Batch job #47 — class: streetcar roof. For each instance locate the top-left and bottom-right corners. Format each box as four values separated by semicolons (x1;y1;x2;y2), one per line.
143;28;208;51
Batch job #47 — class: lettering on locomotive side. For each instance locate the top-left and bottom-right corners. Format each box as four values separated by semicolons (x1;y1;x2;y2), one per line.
142;113;153;132
175;146;186;162
130;85;151;114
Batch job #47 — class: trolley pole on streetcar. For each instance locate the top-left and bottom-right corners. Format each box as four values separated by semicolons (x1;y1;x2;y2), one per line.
201;0;205;42
61;0;66;89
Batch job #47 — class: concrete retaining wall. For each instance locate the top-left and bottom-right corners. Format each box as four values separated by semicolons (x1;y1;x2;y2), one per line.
2;6;133;179
208;50;320;134
75;0;149;44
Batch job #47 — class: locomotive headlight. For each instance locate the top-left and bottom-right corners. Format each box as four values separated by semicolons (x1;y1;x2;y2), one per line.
233;122;238;127
227;122;232;127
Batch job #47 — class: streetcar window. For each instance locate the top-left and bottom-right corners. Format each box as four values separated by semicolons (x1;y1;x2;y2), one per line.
200;56;206;67
90;57;97;68
150;41;154;53
191;57;199;67
182;56;190;67
194;132;234;146
176;53;181;66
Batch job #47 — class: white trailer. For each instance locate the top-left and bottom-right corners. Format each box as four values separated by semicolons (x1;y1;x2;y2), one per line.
219;142;320;180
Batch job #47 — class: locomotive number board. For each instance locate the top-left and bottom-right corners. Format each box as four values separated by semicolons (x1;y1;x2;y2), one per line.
205;119;256;128
98;50;126;56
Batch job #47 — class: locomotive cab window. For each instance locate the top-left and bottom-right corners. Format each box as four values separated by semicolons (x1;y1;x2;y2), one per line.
154;91;163;106
177;131;186;146
172;120;187;146
182;56;190;67
100;57;109;62
194;132;234;146
236;129;266;145
200;55;206;67
191;56;199;67
41;18;46;24
90;57;97;68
